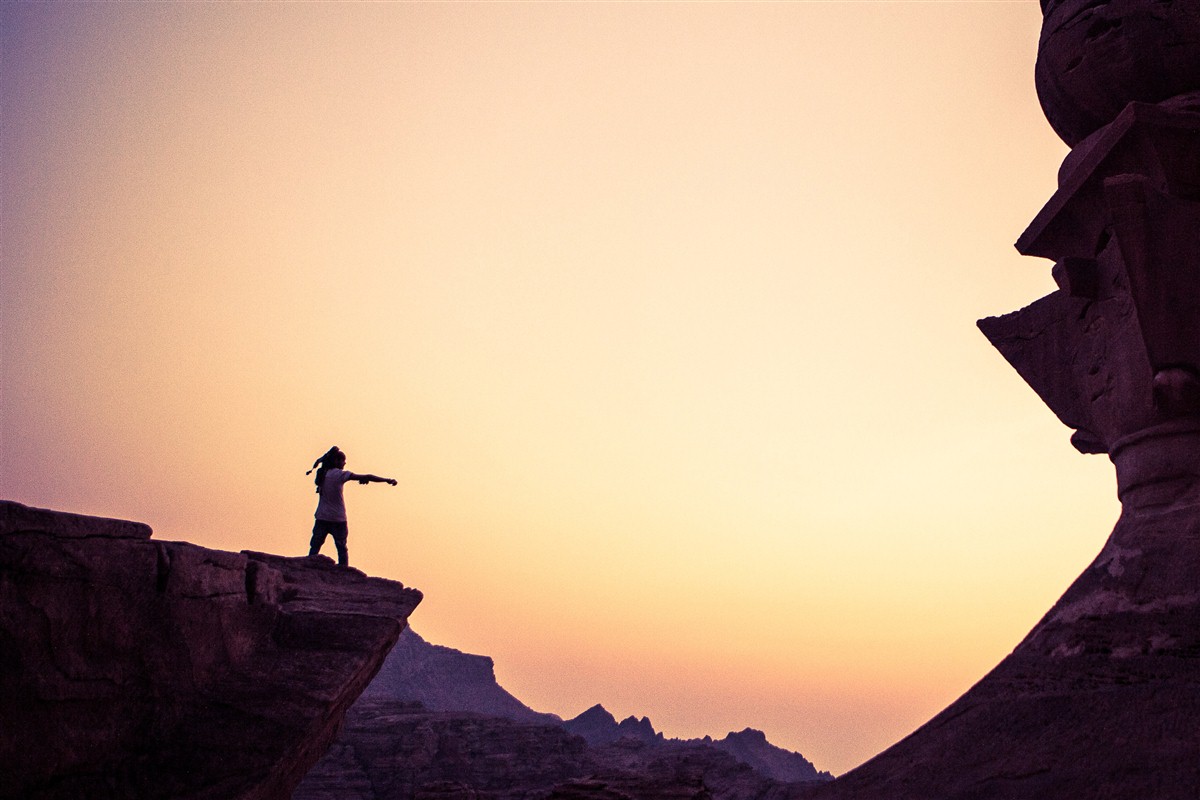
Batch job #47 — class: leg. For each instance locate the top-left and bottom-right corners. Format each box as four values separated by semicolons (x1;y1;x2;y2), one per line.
331;522;349;567
309;519;331;557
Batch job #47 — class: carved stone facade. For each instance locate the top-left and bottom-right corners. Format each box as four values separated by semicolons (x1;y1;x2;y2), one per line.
794;3;1200;798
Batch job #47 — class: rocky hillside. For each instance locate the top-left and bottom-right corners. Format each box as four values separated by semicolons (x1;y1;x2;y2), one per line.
294;700;590;800
364;628;560;725
359;631;830;786
301;628;831;797
0;500;422;800
296;699;808;800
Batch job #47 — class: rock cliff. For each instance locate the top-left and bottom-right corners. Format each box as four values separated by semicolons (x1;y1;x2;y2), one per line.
0;500;422;800
364;628;560;726
299;651;831;798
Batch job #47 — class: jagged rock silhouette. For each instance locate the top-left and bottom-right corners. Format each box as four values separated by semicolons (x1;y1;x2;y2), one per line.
362;627;561;725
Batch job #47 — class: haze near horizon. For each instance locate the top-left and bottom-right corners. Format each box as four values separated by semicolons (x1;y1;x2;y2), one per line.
1;1;1120;775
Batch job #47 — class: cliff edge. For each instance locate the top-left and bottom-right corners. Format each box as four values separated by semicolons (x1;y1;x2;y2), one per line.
0;499;422;800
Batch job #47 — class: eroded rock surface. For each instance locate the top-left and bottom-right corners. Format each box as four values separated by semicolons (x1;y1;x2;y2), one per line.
1036;0;1200;145
0;500;422;800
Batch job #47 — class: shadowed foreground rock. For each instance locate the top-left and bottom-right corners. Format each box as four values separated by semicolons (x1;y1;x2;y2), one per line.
0;500;422;800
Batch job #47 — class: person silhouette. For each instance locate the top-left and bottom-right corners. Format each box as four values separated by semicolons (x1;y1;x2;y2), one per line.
306;446;396;567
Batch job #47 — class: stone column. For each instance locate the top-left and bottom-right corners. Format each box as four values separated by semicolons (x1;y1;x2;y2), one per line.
802;5;1200;798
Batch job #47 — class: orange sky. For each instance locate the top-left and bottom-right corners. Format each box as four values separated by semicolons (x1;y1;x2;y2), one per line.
1;1;1120;775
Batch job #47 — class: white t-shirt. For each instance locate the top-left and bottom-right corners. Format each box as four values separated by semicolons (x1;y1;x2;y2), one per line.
314;468;360;522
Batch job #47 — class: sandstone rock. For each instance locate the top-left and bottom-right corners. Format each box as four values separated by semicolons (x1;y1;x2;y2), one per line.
983;96;1200;455
0;500;422;800
1035;0;1200;145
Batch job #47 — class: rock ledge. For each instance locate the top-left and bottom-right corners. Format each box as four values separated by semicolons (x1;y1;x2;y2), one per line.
0;500;422;800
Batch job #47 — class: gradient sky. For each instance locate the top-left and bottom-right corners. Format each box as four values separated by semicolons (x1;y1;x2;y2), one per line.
1;1;1122;776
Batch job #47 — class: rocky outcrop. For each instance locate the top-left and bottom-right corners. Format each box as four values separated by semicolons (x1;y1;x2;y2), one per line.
364;628;560;726
564;706;661;747
0;500;422;800
562;704;623;745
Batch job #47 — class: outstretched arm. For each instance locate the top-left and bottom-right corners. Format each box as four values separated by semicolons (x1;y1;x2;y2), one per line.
356;474;398;486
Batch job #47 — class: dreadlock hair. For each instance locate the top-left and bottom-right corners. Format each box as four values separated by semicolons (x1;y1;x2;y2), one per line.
307;446;346;493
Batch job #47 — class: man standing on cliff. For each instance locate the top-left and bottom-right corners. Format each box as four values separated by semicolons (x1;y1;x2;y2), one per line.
306;446;396;568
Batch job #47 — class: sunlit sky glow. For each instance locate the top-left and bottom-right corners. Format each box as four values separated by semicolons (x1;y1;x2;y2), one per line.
1;1;1120;775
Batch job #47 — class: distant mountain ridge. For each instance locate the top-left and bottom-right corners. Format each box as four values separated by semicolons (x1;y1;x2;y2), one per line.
562;703;663;746
714;726;832;785
364;629;830;784
564;703;831;783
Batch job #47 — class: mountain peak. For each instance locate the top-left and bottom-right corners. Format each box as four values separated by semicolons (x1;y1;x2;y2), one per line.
363;627;559;725
723;727;768;743
573;703;617;725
